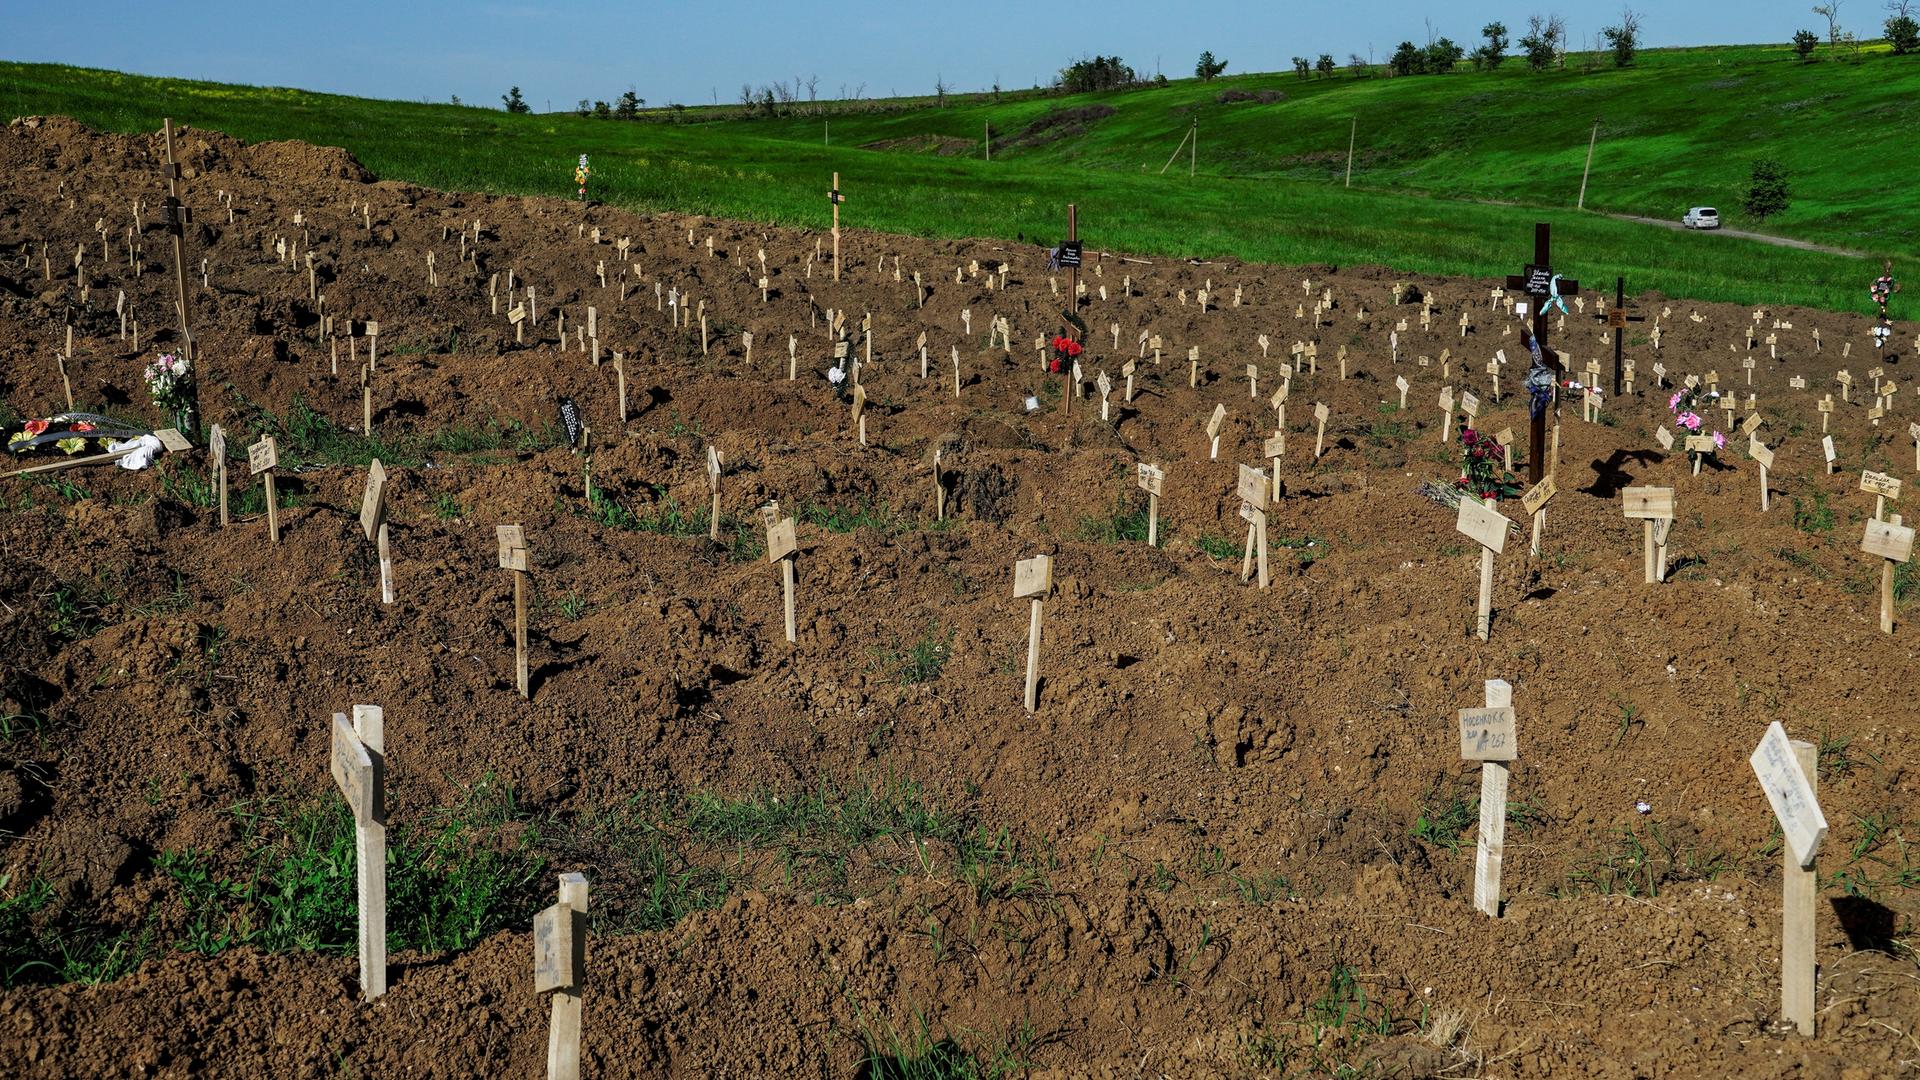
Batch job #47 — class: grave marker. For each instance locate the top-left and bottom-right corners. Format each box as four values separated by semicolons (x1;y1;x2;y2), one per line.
1623;486;1675;583
330;706;386;1001
209;423;229;527
360;459;393;604
1237;464;1270;589
1861;515;1915;634
248;436;281;543
498;525;531;697
1461;679;1515;916
1137;463;1164;546
1860;470;1901;520
1455;497;1510;640
534;872;590;1080
1314;403;1330;458
707;446;724;541
1748;722;1825;1036
1014;555;1053;712
1521;473;1557;557
768;514;798;643
1206;403;1227;460
1750;436;1775;512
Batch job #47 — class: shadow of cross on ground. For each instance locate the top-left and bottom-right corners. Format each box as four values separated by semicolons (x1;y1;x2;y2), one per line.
1582;449;1667;498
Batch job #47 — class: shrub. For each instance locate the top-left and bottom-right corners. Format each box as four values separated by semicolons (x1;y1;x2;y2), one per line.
1744;158;1791;221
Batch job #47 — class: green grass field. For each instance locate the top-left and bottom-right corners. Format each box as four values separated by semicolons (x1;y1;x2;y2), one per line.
4;44;1915;313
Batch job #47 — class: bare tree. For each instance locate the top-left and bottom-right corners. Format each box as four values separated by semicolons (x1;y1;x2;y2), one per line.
1890;0;1915;17
806;75;819;102
935;73;952;107
1814;2;1845;44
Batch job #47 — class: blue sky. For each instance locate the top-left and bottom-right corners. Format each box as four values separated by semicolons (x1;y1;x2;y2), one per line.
4;1;1848;111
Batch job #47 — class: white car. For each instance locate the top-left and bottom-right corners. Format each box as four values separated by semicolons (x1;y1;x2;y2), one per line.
1682;207;1721;230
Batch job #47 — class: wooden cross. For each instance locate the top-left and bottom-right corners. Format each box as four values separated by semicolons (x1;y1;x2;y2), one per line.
159;119;199;430
1014;555;1053;712
330;705;386;1000
1460;680;1516;916
535;872;589;1080
767;511;798;643
1504;224;1579;483
828;173;844;281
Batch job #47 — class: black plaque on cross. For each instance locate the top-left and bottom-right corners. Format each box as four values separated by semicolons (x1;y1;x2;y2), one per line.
1504;223;1578;484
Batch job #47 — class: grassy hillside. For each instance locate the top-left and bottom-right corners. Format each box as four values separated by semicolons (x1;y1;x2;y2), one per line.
0;53;1909;313
743;44;1919;258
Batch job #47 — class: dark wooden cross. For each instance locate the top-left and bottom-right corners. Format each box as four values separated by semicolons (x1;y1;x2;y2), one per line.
1058;203;1082;414
160;118;201;434
1608;276;1645;397
1504;223;1578;484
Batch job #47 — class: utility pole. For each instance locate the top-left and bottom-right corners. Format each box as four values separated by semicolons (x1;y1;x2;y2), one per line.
1577;118;1600;210
1345;117;1357;188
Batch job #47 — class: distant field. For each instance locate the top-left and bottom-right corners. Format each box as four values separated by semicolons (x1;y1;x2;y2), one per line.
3;51;1912;313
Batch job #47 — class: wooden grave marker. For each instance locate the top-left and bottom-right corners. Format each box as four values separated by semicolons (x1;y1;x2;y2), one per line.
360;459;393;604
534;872;590;1080
1623;486;1676;583
330;706;386;1001
768;514;798;643
498;525;531;697
1455;497;1510;640
1237;464;1270;589
1205;403;1227;460
1860;470;1901;521
1748;722;1826;1036
1861;515;1915;634
248;436;281;543
707;446;725;541
1751;436;1775;512
1521;473;1557;557
1313;403;1330;458
209;423;230;527
1137;463;1164;546
1461;679;1515;916
1014;554;1054;712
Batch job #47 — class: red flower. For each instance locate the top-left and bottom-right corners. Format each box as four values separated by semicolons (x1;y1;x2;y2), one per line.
23;419;48;436
71;422;95;433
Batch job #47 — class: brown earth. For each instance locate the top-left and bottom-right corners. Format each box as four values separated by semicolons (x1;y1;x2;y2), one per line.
1;114;1918;1078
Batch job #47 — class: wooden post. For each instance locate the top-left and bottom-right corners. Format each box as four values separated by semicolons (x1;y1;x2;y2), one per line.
706;446;723;541
1238;465;1270;589
248;437;280;543
209;423;229;527
1014;555;1053;712
160;120;200;430
1456;496;1510;641
933;449;946;521
615;354;628;422
535;872;590;1080
1752;436;1774;512
1624;487;1675;584
1313;403;1330;458
498;526;530;698
1521;474;1556;559
1205;404;1226;460
1461;681;1516;917
366;322;380;370
330;705;386;1001
767;514;797;643
830;173;842;282
1137;464;1163;547
1862;515;1914;634
1345;116;1357;188
1749;723;1827;1037
361;459;392;604
1577;118;1600;210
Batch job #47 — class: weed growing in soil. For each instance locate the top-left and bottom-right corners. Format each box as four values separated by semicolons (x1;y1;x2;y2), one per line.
0;875;152;988
581;484;761;561
162;778;544;958
801;499;913;535
1792;490;1835;534
558;776;1051;929
857;1011;1031;1080
1554;820;1730;898
1075;498;1152;544
870;624;954;685
432;492;468;519
1195;534;1239;561
46;580;113;641
555;591;589;620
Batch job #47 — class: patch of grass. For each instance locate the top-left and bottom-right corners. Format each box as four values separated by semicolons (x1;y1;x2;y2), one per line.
1075;497;1151;543
0;875;152;988
1195;534;1240;561
858;1011;1030;1080
46;579;114;641
163;777;545;958
1611;700;1643;748
1410;786;1478;853
870;624;953;685
1792;490;1835;535
581;484;761;562
800;498;912;535
431;492;468;519
555;591;589;620
1555;820;1731;898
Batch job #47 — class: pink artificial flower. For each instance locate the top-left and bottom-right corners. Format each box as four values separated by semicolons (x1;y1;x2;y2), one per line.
1713;431;1726;450
1668;392;1684;409
1679;411;1702;430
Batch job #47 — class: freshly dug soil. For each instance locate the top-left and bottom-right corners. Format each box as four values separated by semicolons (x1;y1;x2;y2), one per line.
1;115;1916;1078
